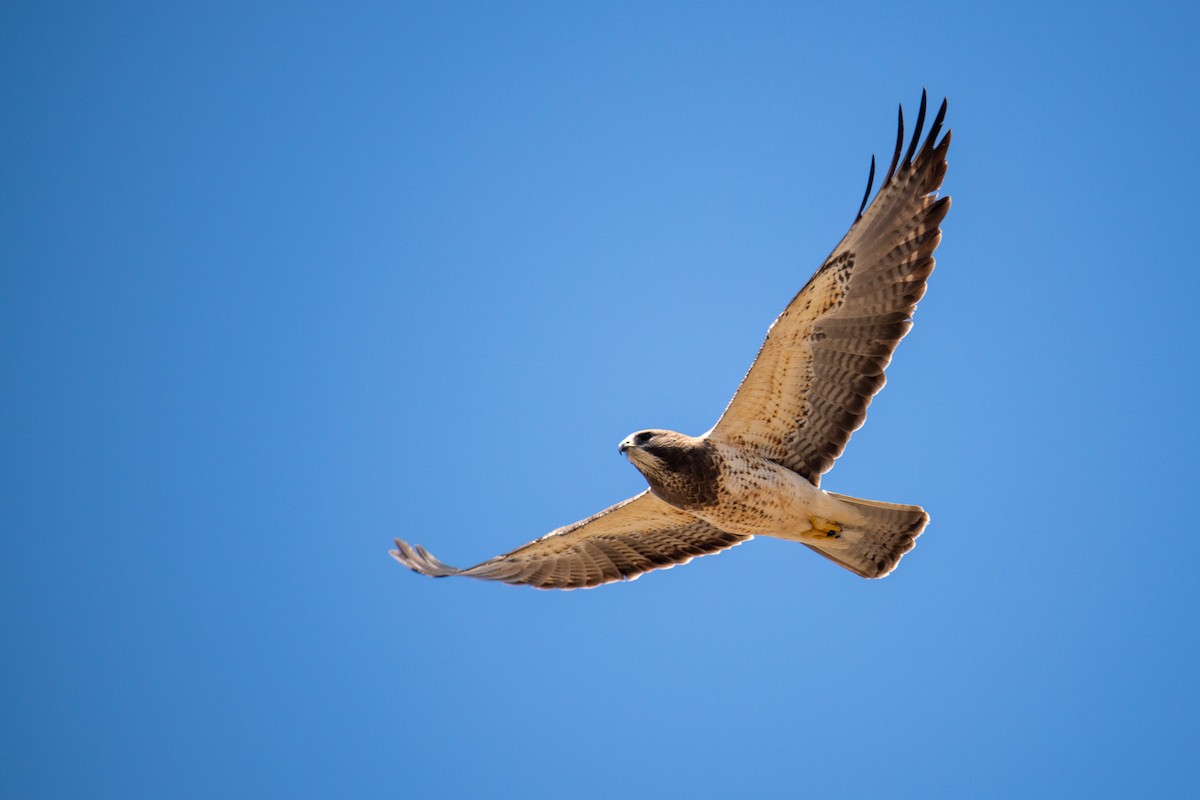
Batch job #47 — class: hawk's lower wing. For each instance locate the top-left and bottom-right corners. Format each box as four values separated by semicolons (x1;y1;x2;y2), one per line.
391;491;749;590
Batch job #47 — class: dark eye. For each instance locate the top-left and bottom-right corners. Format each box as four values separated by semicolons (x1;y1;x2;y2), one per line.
634;431;655;446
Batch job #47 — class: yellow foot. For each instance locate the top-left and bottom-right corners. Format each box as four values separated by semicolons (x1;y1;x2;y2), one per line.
808;516;842;539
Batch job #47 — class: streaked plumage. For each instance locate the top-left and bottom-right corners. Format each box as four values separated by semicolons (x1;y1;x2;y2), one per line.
392;92;951;589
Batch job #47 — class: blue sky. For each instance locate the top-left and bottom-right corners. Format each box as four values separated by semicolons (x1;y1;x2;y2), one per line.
3;1;1198;797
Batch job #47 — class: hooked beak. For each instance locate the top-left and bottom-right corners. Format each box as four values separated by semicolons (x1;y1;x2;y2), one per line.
618;435;636;455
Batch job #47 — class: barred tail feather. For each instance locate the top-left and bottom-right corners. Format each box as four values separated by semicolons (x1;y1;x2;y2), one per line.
807;492;928;578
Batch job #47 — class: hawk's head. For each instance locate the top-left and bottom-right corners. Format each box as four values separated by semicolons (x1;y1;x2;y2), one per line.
618;430;720;508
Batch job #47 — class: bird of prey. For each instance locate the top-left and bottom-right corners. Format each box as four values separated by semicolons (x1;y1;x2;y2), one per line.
392;92;951;589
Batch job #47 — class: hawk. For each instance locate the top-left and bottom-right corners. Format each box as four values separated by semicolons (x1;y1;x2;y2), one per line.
392;92;951;589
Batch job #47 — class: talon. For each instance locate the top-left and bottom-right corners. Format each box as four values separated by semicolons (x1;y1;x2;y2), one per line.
809;516;842;539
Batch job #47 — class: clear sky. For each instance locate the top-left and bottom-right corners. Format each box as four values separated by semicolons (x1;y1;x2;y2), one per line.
3;1;1198;797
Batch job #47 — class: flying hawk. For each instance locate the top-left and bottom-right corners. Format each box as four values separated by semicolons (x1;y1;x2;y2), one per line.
392;92;951;589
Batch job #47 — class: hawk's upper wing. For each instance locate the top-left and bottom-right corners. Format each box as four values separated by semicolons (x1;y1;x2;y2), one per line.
390;491;749;590
707;93;951;486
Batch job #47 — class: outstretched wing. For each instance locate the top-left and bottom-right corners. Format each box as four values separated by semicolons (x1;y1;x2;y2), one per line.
707;92;951;485
390;491;749;590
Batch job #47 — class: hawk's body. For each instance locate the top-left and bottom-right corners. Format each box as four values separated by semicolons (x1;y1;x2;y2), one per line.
617;432;927;579
392;93;951;589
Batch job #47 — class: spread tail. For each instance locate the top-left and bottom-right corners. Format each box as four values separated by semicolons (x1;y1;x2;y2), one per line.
806;493;928;578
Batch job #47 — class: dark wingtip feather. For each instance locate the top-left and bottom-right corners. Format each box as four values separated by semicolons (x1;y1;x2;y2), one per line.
901;89;928;168
882;104;904;187
856;154;876;221
923;97;948;152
